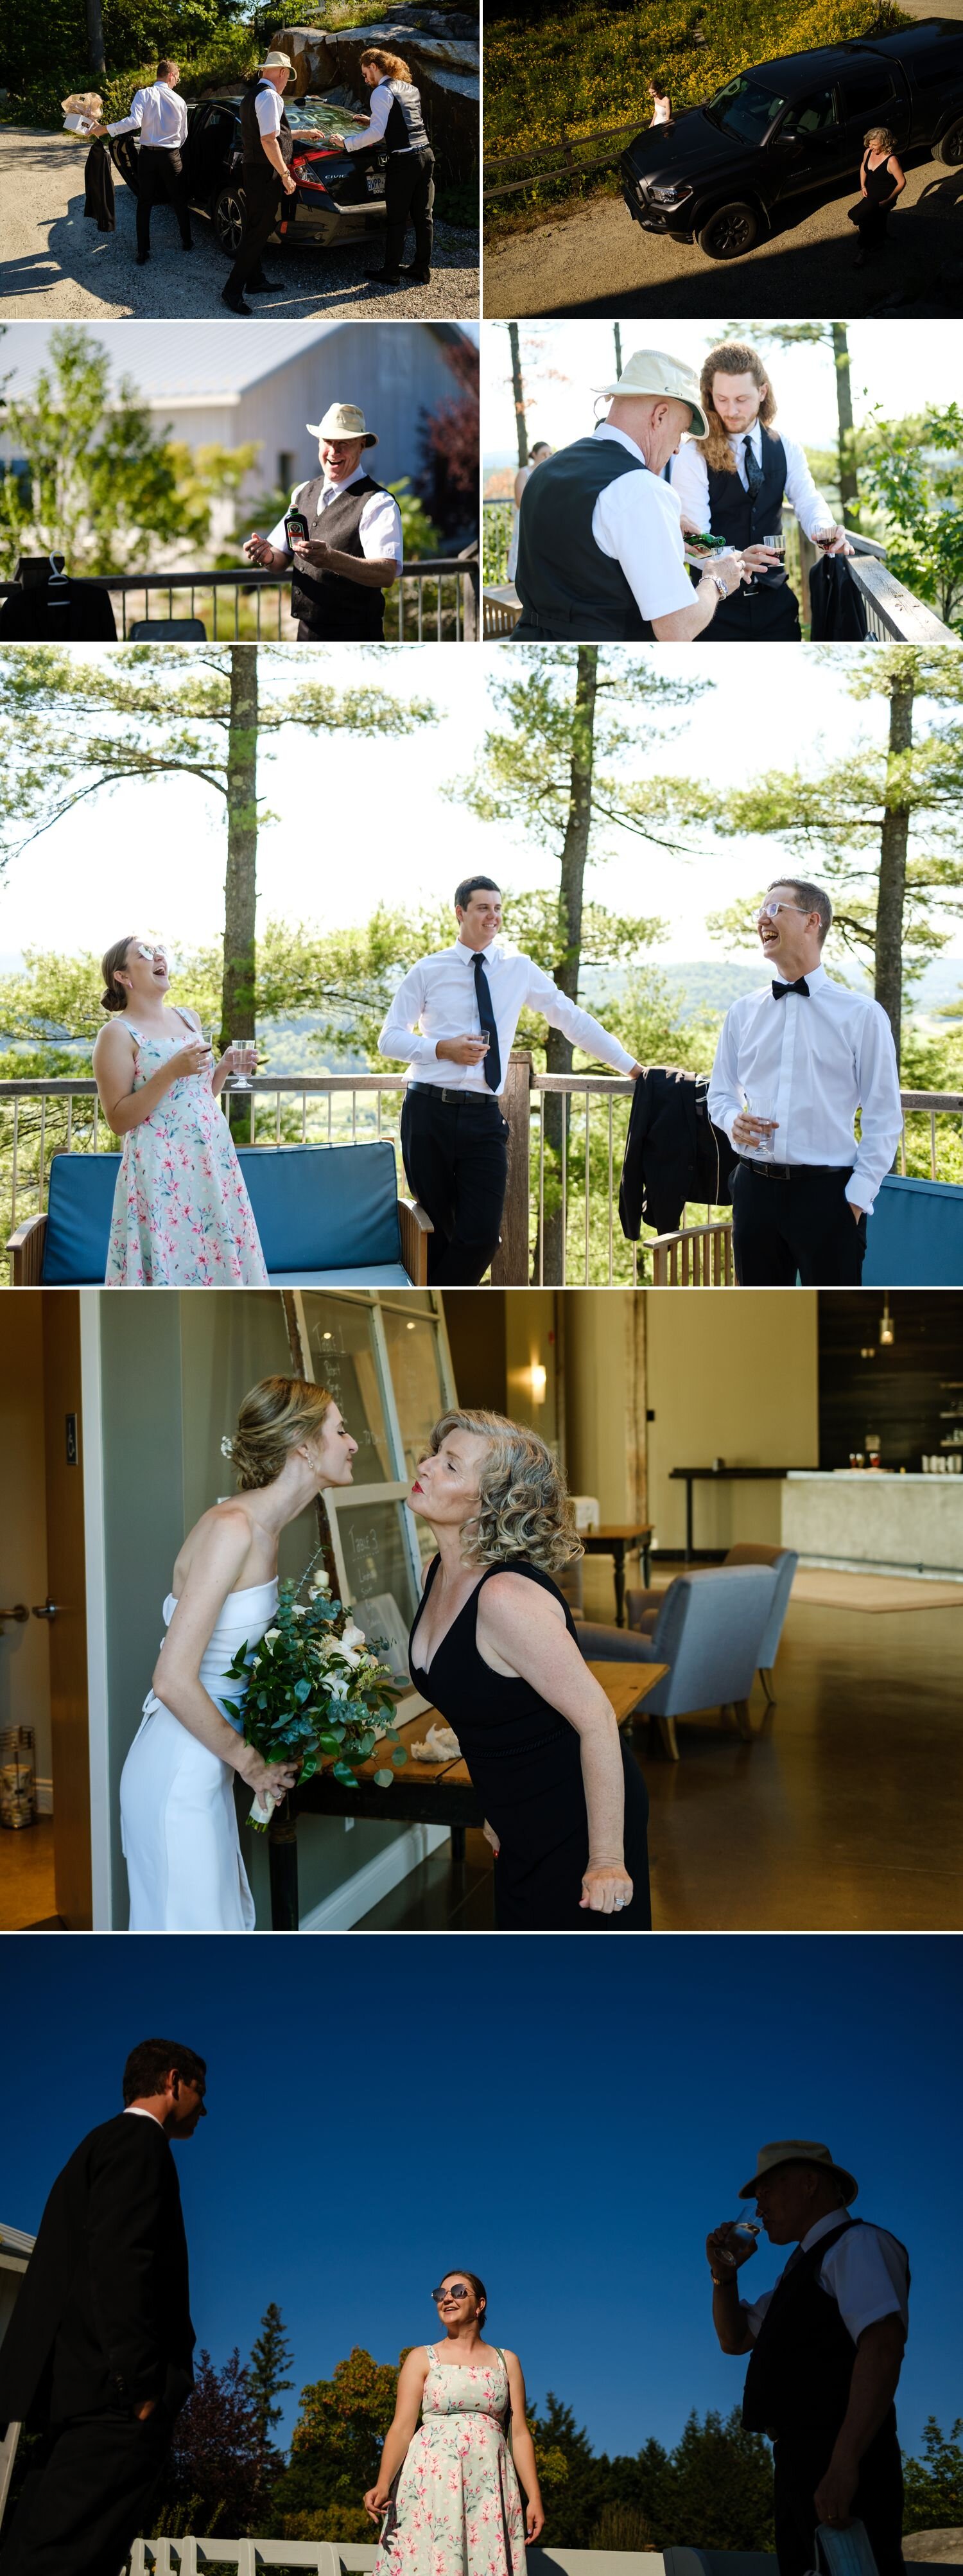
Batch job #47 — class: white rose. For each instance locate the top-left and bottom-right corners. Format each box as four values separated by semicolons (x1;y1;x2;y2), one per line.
339;1646;361;1670
340;1619;367;1652
309;1571;331;1595
264;1629;281;1645
291;1604;307;1619
327;1675;349;1700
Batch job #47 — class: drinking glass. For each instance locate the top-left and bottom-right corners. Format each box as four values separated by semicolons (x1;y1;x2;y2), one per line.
230;1038;256;1091
716;2220;760;2268
813;525;837;552
761;532;786;563
745;1097;777;1159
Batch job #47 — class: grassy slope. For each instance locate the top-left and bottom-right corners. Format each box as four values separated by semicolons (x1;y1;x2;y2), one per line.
485;0;910;163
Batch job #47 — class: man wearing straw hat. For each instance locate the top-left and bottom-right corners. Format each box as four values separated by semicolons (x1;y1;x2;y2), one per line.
221;48;302;313
707;2141;910;2576
512;348;749;642
244;405;403;640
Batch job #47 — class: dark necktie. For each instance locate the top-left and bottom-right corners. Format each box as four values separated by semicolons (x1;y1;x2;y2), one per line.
473;951;501;1091
742;434;763;499
772;976;810;1000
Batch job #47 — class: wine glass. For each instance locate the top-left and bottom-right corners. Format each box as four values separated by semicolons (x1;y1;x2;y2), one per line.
230;1038;256;1091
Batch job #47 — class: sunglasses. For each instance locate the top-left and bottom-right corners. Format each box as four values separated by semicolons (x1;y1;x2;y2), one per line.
756;902;811;924
431;2285;473;2304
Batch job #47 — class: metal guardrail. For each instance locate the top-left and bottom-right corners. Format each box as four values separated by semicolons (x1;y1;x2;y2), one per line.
0;558;480;644
2;1069;962;1288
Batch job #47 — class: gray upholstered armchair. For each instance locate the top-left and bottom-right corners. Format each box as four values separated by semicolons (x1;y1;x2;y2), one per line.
625;1542;798;1706
568;1562;779;1761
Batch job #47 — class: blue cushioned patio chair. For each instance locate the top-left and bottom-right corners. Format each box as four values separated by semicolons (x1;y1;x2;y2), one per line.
8;1138;431;1288
569;1563;778;1761
625;1542;797;1707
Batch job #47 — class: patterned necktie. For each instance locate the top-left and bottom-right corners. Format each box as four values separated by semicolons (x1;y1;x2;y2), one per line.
473;951;501;1091
772;976;810;999
742;434;763;499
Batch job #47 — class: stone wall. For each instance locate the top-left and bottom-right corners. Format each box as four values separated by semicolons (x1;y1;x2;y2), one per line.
272;15;479;182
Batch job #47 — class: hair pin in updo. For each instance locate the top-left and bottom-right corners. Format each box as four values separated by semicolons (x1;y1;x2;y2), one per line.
220;1435;236;1460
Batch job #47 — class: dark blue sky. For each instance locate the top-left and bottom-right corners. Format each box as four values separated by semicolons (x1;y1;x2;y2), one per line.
4;1937;960;2462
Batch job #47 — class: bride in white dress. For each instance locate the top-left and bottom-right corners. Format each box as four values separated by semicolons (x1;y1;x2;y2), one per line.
121;1374;358;1931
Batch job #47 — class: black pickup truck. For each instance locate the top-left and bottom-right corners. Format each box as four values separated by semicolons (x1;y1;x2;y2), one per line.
621;18;963;258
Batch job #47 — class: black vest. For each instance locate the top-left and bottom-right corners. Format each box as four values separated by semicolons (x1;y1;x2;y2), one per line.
240;80;293;171
381;80;429;152
514;437;655;641
290;471;388;640
742;2218;907;2446
706;430;788;588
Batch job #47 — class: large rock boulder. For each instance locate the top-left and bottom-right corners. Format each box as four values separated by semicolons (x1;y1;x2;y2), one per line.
272;16;478;181
903;2539;963;2563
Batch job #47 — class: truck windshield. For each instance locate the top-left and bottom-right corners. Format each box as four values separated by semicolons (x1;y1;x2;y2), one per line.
704;74;788;141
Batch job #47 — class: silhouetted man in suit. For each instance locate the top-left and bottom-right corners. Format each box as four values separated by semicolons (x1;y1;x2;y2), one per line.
0;2037;205;2576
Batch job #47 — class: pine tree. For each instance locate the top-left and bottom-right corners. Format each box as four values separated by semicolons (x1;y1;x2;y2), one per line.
247;2303;294;2499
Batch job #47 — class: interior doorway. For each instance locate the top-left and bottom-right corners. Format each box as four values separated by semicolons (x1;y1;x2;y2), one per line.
0;1293;91;1929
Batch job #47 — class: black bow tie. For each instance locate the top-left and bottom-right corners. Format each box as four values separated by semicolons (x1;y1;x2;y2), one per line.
772;976;810;1000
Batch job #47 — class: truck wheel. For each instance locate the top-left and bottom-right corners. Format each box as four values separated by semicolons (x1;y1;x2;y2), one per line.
697;199;759;258
214;184;245;255
935;120;963;164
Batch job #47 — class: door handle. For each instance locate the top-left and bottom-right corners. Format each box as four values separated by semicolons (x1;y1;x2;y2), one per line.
31;1599;60;1621
0;1604;30;1627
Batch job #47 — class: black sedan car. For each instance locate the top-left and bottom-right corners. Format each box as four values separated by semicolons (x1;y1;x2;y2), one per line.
109;91;388;256
621;18;963;257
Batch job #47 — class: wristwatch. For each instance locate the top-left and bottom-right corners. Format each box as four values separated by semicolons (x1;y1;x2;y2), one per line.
702;570;728;599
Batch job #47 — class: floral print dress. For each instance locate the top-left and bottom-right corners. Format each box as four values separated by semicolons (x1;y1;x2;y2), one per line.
376;2350;526;2576
104;1013;268;1287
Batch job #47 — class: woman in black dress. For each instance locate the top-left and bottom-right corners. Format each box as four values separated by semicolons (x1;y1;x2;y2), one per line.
850;125;906;265
407;1408;650;1931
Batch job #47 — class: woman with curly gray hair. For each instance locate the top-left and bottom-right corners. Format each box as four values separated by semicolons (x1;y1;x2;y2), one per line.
406;1410;650;1930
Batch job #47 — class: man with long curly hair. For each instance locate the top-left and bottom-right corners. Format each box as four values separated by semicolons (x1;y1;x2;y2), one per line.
670;341;853;641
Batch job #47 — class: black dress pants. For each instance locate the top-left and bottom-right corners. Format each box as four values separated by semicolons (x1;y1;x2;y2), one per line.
135;147;191;255
772;2423;906;2576
0;2408;171;2576
700;581;801;642
401;1085;509;1284
732;1161;867;1286
382;147;435;274
223;166;282;300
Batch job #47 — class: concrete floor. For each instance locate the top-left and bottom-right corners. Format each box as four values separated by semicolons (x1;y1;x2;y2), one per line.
358;1590;963;1933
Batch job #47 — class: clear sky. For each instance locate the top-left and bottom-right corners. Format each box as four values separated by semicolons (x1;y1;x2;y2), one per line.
481;320;961;466
3;646;962;972
3;1934;960;2464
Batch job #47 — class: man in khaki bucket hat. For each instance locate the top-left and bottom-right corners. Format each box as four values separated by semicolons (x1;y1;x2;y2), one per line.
707;2141;910;2576
222;48;315;311
245;403;403;640
512;346;749;643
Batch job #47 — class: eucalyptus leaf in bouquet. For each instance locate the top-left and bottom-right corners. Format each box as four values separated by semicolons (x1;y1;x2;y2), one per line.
220;1552;408;1828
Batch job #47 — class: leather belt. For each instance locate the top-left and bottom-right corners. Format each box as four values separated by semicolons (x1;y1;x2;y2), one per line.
737;1158;855;1183
408;1083;503;1106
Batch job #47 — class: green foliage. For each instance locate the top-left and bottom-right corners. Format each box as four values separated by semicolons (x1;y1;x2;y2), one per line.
860;407;963;636
523;2397;777;2550
0;328;257;579
902;2418;963;2531
247;2303;295;2473
270;2345;403;2539
222;1561;403;1817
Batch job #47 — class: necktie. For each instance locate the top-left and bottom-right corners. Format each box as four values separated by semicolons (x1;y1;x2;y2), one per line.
742;434;763;499
473;952;501;1091
772;976;810;999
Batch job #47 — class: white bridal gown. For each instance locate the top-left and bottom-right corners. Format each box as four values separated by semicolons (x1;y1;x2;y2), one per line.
120;1578;279;1931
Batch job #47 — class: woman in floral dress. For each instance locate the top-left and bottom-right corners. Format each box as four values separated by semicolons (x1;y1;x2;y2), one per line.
365;2272;543;2576
93;934;268;1286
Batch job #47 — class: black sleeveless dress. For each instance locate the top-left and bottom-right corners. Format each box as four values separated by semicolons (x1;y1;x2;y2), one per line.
409;1557;651;1931
851;152;896;245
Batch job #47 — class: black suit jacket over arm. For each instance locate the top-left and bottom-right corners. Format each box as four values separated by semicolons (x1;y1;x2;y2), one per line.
618;1064;734;1241
0;2112;195;2434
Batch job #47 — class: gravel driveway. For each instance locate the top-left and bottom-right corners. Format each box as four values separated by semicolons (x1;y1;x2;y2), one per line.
0;124;479;319
484;152;963;319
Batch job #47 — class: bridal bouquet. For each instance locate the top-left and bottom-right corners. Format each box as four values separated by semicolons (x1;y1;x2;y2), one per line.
220;1557;408;1828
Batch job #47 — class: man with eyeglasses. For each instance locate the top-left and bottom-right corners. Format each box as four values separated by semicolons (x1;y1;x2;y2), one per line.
707;877;901;1285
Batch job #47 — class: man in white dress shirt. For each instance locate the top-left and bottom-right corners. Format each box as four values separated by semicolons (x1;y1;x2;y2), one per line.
513;348;749;643
670;341;853;642
244;403;402;641
708;877;902;1286
708;2139;909;2576
379;875;643;1283
96;60;192;263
